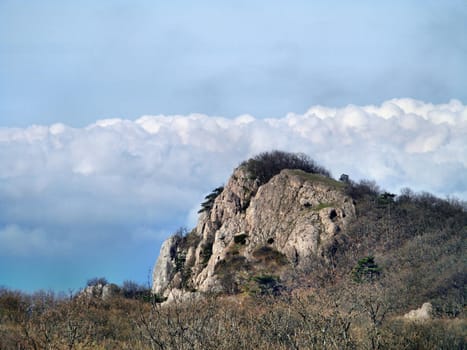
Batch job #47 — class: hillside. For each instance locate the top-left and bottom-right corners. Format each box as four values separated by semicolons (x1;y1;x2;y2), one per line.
153;151;466;319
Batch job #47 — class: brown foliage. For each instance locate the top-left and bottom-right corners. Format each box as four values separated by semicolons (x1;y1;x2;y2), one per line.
1;284;465;349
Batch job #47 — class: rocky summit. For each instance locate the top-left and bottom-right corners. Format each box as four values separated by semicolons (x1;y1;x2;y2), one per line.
152;153;355;299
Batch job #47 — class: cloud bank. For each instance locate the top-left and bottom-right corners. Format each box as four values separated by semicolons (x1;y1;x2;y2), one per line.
1;98;466;290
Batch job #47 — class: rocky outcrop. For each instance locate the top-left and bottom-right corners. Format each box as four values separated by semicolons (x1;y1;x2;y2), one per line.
81;283;120;300
152;236;179;295
404;302;433;321
152;164;355;297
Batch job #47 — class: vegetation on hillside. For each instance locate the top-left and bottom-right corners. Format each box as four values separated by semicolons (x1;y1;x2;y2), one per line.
0;285;465;349
337;180;466;318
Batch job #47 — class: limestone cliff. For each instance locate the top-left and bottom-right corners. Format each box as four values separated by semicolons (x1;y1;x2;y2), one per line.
152;162;355;298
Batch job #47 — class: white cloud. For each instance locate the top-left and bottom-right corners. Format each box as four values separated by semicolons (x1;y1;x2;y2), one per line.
0;98;466;259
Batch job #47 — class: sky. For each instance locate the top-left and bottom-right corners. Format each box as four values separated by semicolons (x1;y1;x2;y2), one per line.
0;1;466;292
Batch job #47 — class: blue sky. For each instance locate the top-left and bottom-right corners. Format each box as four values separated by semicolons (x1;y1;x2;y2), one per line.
2;1;466;127
1;1;466;292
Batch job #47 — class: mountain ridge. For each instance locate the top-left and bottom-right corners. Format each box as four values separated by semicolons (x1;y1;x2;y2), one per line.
152;151;465;318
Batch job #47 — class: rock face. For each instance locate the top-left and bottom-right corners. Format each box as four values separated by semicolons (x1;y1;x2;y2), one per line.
152;236;179;295
152;165;355;297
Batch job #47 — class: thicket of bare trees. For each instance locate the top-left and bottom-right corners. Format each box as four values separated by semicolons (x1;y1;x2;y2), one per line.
1;284;464;350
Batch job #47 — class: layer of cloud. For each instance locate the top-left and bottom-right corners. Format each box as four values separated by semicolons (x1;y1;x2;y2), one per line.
1;98;466;289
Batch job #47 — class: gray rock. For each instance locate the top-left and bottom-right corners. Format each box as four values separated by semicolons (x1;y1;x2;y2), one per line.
81;283;119;300
152;235;178;294
404;302;433;321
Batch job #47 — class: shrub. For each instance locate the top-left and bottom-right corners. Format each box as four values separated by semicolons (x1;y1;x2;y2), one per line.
183;229;202;248
252;246;288;266
345;179;381;200
121;280;140;298
252;274;282;296
352;256;382;283
172;226;189;239
215;255;251;294
86;277;108;286
241;150;331;185
174;251;186;272
200;239;214;266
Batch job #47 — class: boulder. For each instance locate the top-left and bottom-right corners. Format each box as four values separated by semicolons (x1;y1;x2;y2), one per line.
404;302;433;321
